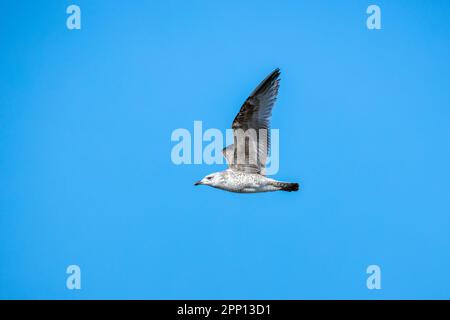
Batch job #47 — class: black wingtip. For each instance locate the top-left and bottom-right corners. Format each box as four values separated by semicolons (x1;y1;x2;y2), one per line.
250;67;281;96
266;67;281;83
269;68;281;79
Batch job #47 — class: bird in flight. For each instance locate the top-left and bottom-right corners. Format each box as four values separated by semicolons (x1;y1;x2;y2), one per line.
195;68;299;193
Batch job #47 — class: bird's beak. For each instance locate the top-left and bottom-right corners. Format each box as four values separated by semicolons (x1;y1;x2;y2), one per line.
194;181;202;186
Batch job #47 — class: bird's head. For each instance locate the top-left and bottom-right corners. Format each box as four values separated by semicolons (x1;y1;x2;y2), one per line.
194;172;223;187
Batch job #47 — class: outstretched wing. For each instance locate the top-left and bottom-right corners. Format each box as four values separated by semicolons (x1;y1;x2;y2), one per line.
223;68;280;175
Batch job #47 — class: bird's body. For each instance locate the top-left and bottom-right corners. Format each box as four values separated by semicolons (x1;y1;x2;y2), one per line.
195;68;299;193
197;169;297;193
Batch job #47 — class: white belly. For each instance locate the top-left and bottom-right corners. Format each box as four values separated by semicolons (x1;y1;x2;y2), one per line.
217;171;280;193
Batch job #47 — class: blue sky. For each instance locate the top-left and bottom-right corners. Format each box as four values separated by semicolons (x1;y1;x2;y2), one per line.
1;0;450;299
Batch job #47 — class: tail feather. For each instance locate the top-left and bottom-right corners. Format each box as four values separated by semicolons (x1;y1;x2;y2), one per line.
275;182;299;192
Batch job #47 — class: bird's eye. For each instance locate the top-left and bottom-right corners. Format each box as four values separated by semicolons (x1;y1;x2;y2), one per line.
206;176;212;180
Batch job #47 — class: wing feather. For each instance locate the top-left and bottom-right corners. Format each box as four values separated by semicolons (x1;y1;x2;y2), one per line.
224;68;280;175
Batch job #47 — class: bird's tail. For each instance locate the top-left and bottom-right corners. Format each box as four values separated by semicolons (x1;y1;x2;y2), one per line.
274;182;299;192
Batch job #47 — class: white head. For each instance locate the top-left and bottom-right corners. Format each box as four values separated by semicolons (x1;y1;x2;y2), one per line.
194;172;225;188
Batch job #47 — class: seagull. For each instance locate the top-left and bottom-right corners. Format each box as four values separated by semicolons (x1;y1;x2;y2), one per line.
195;68;299;193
